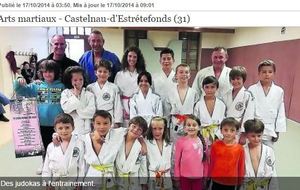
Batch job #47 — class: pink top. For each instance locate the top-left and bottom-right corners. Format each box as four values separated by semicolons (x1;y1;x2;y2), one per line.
174;136;206;178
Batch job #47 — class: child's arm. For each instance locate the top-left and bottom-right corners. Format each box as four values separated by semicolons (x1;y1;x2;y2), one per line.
174;139;183;180
13;78;37;97
273;91;286;142
113;87;123;125
76;91;96;119
138;137;147;155
129;95;138;119
237;147;245;185
60;89;81;114
42;145;52;178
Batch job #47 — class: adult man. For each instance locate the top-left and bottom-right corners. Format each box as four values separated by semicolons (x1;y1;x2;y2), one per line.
79;30;121;84
35;35;79;82
192;46;232;98
0;91;10;122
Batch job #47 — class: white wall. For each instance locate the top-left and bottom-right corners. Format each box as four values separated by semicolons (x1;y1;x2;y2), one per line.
148;31;178;47
0;27;49;96
96;28;124;59
201;27;300;49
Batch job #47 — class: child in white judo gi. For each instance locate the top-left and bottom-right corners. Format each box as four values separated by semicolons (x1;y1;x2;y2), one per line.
115;116;148;190
130;71;163;125
247;59;286;148
165;63;199;141
243;119;278;190
61;66;96;135
145;116;173;190
222;66;255;144
194;76;226;146
87;60;123;128
42;113;85;189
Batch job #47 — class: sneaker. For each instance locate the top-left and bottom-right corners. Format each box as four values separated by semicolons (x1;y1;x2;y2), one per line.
0;114;9;122
36;163;43;175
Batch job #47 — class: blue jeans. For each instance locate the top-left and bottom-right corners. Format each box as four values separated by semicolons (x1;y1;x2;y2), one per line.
0;92;10;114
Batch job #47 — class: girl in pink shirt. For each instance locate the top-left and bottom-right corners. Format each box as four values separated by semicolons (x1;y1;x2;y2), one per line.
174;114;208;190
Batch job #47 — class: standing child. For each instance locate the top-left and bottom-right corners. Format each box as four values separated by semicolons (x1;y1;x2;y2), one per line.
242;119;278;190
174;114;207;190
114;46;146;127
146;116;173;190
248;59;286;148
210;117;245;190
84;110;126;189
42;113;85;188
14;60;64;173
194;76;226;146
222;66;255;143
130;71;163;125
115;116;148;190
61;66;96;135
165;63;199;141
87;60;123;127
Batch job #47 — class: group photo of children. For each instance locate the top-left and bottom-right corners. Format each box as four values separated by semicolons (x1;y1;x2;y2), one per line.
1;27;298;190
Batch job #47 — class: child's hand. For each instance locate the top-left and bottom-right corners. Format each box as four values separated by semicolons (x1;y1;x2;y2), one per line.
72;85;81;97
17;78;27;86
92;131;105;144
239;133;247;145
52;133;61;146
272;132;279;142
138;137;147;155
34;79;42;84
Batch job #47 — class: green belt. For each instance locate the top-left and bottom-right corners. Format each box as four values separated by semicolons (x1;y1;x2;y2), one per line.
246;178;270;190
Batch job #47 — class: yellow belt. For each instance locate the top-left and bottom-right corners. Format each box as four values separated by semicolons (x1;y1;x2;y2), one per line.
201;124;218;141
91;163;113;172
246;178;270;190
91;164;114;190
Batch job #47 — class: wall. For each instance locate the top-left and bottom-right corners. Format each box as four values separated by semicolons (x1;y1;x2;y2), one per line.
96;28;124;59
0;27;49;97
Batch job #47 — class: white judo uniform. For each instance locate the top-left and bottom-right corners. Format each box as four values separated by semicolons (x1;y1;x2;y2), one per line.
242;143;278;190
248;82;286;141
192;65;232;98
115;137;148;190
84;128;126;188
152;70;177;114
87;81;123;124
60;88;96;135
165;86;199;139
114;70;139;123
222;87;254;123
42;135;85;185
146;139;173;190
194;96;226;144
130;89;163;125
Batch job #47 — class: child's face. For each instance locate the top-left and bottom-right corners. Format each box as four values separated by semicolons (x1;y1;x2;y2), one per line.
203;83;217;97
42;70;55;83
246;132;262;147
139;75;150;92
151;120;165;140
93;116;111;137
127;51;138;68
230;76;244;90
221;124;237;144
55;122;73;141
176;66;190;83
128;123;143;139
160;53;174;71
71;72;84;90
259;66;274;84
95;67;110;84
185;118;199;137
